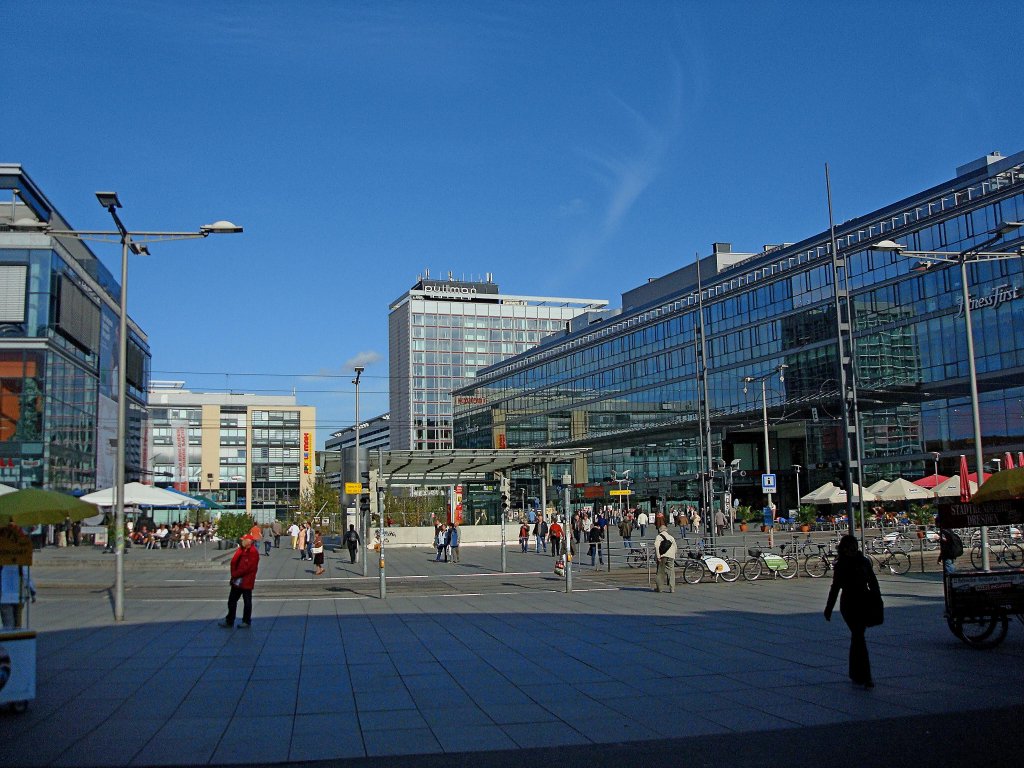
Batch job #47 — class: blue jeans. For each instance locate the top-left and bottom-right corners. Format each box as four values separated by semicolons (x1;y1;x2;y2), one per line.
942;558;956;575
536;535;545;552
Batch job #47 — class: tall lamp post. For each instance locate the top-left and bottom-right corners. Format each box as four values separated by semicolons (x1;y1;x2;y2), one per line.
873;221;1022;570
610;469;631;523
49;193;241;620
353;366;365;577
792;464;802;522
743;364;788;547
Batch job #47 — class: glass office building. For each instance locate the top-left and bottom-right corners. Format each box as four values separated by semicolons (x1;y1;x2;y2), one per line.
453;151;1024;512
0;165;151;492
389;272;607;450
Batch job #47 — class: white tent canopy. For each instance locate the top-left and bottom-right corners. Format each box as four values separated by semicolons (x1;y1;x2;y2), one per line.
932;475;978;498
878;477;933;502
80;482;201;508
0;483;18;496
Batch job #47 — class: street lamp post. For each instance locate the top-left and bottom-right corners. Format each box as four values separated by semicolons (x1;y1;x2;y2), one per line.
48;193;240;621
873;221;1023;570
353;366;365;577
610;469;631;523
743;365;788;547
793;464;802;522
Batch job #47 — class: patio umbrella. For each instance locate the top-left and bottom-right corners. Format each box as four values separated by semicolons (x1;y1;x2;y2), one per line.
80;482;201;508
0;488;100;525
801;482;838;504
821;484;877;505
878;477;933;502
1018;452;1024;467
1003;452;1016;470
866;479;892;494
913;474;949;489
971;466;1024;504
959;455;972;503
0;483;17;496
933;475;978;498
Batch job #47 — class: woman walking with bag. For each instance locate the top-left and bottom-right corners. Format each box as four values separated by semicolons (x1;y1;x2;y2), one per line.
824;534;882;689
312;530;325;575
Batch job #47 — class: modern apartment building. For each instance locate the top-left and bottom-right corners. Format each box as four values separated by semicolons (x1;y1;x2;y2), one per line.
453;151;1024;512
388;272;607;450
0;164;150;492
147;381;315;518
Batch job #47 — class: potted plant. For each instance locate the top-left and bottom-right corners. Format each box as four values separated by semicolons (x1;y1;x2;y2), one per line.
735;505;752;532
908;503;935;536
214;512;255;550
797;504;817;532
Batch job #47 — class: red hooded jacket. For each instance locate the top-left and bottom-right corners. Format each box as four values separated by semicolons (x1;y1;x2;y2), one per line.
230;543;260;590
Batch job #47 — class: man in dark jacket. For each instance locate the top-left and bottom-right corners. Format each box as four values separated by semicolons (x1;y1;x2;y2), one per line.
344;524;361;564
533;516;548;554
220;534;260;628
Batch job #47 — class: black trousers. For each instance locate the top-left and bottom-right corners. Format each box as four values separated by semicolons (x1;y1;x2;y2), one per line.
226;586;253;624
347;545;357;563
551;537;562;556
844;616;871;684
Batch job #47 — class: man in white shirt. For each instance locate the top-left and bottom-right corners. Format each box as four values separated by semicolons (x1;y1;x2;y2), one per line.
287;522;300;550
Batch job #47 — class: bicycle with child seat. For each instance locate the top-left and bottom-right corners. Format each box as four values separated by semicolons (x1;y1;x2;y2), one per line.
741;545;798;580
866;545;911;575
677;541;741;583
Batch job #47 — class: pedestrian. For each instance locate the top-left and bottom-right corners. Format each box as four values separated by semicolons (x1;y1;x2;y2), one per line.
443;524;453;562
449;523;460;563
249;522;263;545
288;521;300;550
219;533;260;628
261;524;273;556
587;521;604;566
824;534;880;689
619;517;634;548
654;525;677;592
691;510;702;537
937;527;963;575
549;516;563;557
297;523;308;560
434;524;446;562
344;524;361;563
271;519;282;548
714;508;727;537
0;563;36;629
312;529;325;575
303;522;314;562
533;515;548;554
518;521;530;552
637;510;648;538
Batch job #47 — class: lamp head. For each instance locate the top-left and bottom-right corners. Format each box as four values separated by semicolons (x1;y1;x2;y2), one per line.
778;363;788;382
95;191;122;210
995;221;1023;237
872;239;905;253
199;220;243;234
128;242;150;256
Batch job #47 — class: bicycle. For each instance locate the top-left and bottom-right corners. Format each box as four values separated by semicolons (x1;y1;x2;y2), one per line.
969;541;1024;570
868;531;911;554
625;542;657;569
741;546;798;580
866;545;911;575
678;542;740;584
801;541;837;578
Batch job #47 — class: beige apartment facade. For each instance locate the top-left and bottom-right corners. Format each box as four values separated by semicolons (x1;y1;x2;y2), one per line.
147;381;315;520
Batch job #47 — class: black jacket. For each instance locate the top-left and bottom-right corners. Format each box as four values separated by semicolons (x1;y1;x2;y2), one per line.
825;552;879;626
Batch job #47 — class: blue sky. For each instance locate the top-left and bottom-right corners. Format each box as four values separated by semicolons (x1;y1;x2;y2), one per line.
6;1;1022;447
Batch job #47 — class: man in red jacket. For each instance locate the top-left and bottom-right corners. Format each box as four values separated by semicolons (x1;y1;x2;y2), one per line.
219;533;260;628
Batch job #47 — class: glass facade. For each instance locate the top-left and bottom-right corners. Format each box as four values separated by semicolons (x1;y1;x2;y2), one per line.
453;152;1024;512
0;167;151;492
389;277;607;450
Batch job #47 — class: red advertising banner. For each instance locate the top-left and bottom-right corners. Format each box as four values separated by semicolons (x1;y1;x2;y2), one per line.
174;426;188;492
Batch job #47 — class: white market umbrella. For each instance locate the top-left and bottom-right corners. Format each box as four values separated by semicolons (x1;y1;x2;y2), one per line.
866;479;891;494
932;475;978;498
821;484;877;505
0;483;18;496
801;482;838;504
80;482;201;508
878;477;933;502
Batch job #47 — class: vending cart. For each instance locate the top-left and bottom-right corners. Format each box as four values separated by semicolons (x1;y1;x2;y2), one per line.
0;525;36;713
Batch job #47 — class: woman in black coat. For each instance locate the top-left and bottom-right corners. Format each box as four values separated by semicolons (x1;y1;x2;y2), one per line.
824;534;880;689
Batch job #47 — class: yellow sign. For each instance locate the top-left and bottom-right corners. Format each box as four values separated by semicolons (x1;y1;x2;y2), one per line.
0;525;33;566
609;489;633;496
345;482;364;494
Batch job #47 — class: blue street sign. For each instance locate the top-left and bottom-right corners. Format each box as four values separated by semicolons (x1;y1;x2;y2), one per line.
761;473;776;492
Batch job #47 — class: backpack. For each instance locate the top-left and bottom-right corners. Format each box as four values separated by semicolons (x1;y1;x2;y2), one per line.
949;531;964;559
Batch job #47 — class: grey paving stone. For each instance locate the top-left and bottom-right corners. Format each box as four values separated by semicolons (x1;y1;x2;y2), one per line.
362;726;443;756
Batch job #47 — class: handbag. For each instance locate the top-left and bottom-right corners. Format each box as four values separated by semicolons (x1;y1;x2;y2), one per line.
862;560;884;627
312;546;324;554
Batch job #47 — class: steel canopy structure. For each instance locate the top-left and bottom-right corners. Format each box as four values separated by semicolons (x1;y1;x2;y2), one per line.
368;449;590;485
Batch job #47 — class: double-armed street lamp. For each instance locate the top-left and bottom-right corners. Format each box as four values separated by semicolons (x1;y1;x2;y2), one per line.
353;365;366;577
873;221;1023;570
48;193;241;620
743;364;788;546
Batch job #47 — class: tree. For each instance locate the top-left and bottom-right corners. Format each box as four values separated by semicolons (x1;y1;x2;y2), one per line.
294;478;340;530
